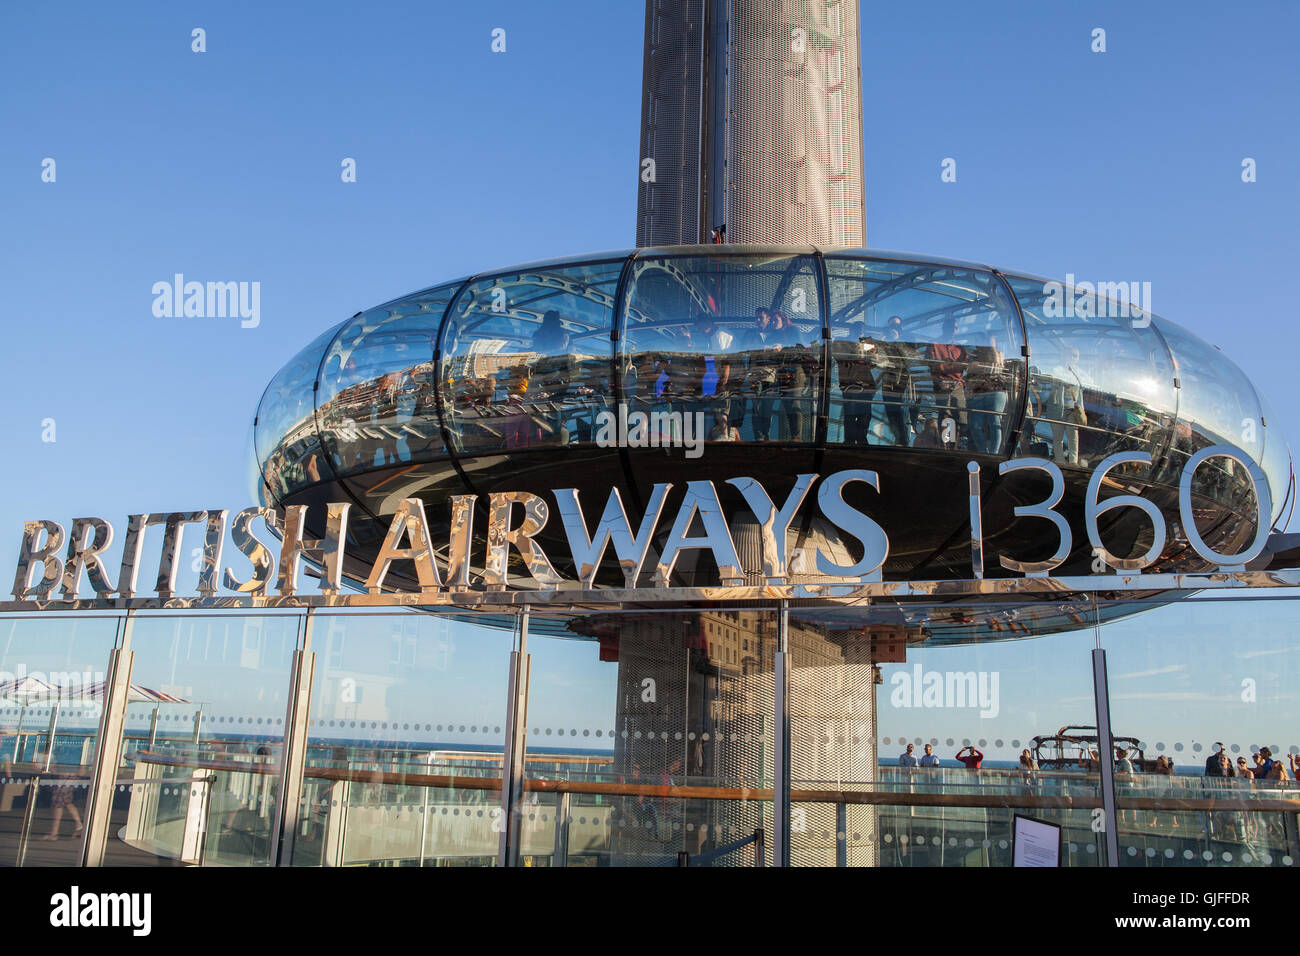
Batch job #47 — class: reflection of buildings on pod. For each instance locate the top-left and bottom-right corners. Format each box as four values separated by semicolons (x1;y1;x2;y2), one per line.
252;248;1293;606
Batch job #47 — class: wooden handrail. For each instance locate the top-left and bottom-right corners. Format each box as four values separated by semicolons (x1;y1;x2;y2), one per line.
127;750;1300;812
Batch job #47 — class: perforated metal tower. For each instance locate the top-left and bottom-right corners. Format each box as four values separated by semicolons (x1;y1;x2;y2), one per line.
636;0;866;247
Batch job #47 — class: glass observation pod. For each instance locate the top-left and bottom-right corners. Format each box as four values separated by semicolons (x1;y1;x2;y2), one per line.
251;246;1294;601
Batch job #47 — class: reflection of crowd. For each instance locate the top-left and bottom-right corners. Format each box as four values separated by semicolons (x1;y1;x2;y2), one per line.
828;314;1012;453
445;308;596;452
321;353;443;471
307;309;600;465
623;307;1020;452
630;309;819;442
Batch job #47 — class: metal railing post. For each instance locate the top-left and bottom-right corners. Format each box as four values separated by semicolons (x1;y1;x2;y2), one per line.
273;610;316;867
16;777;40;866
497;611;530;868
419;750;433;866
773;600;791;867
80;611;136;867
836;802;848;867
553;789;571;868
1283;809;1300;863
43;700;60;772
1092;647;1120;867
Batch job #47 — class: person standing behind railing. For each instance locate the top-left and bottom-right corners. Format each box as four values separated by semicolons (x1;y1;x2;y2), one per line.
1115;748;1136;824
1253;748;1276;779
1150;756;1178;831
1018;749;1038;778
832;321;879;445
926;318;969;451
739;308;779;441
898;743;918;768
1233;757;1258;843
918;743;940;768
955;745;983;771
1205;742;1228;776
773;311;814;441
878;316;917;446
967;332;1009;454
1205;751;1239;842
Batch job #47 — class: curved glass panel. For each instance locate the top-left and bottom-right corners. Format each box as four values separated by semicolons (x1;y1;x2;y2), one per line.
622;253;823;443
1008;276;1176;471
440;260;623;454
1155;317;1265;463
246;420;273;510
826;258;1023;453
255;323;343;506
1257;390;1293;526
316;283;460;479
1154;317;1266;549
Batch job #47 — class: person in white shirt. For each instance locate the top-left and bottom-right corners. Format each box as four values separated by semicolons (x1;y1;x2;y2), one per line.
898;743;919;768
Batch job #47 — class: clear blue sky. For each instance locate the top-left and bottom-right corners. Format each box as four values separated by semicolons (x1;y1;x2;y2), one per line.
1;1;1296;759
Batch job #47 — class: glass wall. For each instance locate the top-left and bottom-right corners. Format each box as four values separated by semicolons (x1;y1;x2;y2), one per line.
255;325;345;509
316;284;460;478
290;612;512;867
826;258;1024;453
1006;274;1176;471
2;596;1300;868
1102;596;1300;868
1258;390;1293;526
252;251;1291;490
524;610;776;867
1156;318;1270;547
622;253;823;444
441;260;623;455
788;605;1105;867
0;616;119;866
102;614;299;867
